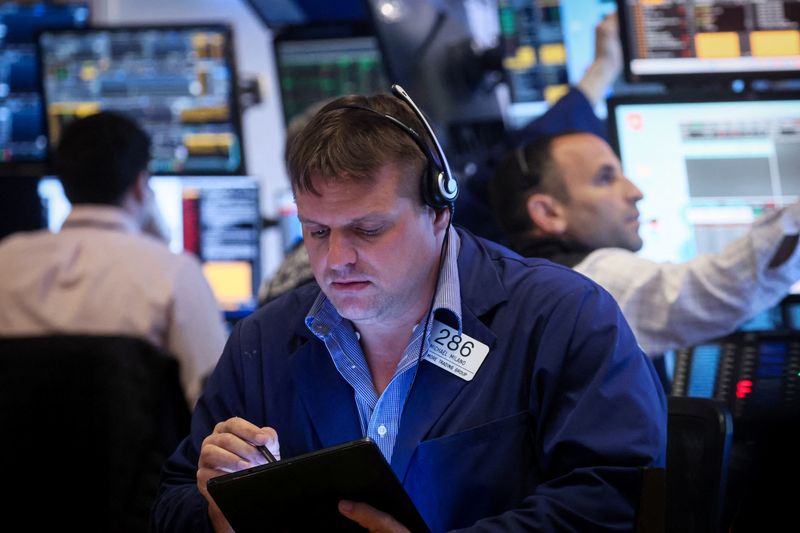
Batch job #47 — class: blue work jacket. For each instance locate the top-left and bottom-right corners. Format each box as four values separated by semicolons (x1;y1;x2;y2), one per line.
153;228;666;532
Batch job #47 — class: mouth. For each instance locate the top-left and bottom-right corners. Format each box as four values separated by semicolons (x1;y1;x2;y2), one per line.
329;280;371;292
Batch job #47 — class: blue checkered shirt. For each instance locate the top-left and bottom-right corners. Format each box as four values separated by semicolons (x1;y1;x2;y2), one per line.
305;227;462;462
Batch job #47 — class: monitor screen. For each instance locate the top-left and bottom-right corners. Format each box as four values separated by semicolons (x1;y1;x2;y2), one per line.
609;94;800;269
244;0;370;28
274;29;388;126
38;25;245;175
500;0;618;126
38;176;261;315
499;0;570;108
0;2;88;175
618;0;800;81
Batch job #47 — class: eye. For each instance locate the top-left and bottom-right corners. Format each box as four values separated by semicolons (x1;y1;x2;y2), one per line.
307;227;329;239
358;226;383;237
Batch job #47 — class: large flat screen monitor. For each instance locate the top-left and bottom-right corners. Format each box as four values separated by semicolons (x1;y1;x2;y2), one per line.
617;0;800;82
38;176;261;316
0;2;88;176
38;25;245;175
273;24;389;126
609;93;800;267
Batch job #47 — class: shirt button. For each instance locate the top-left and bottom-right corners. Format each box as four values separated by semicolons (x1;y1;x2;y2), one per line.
377;424;387;437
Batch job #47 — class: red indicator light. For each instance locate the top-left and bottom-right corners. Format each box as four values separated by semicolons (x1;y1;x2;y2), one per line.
735;379;753;399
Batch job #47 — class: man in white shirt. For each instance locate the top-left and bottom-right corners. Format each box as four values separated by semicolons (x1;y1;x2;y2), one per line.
489;130;800;356
0;111;226;407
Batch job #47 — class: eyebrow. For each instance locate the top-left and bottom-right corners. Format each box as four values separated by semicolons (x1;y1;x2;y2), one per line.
298;213;389;226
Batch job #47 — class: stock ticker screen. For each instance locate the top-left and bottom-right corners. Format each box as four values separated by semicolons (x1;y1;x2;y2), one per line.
274;32;388;126
619;0;800;80
39;25;245;175
0;2;88;172
610;94;800;266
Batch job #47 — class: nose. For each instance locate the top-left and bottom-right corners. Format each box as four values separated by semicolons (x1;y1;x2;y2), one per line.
624;175;643;204
326;231;357;271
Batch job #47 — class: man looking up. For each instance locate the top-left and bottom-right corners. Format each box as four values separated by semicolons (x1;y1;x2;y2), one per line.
489;131;800;356
153;89;665;532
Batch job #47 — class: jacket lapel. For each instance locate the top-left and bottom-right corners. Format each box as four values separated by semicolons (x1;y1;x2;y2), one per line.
391;229;507;481
288;337;362;448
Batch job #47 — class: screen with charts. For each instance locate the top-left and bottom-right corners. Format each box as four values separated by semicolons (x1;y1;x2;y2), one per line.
38;176;261;316
273;28;388;126
609;94;800;267
499;0;570;107
618;0;800;80
500;0;618;126
0;2;88;175
38;25;245;175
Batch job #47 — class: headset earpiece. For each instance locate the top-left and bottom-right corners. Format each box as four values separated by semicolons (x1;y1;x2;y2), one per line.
328;87;458;210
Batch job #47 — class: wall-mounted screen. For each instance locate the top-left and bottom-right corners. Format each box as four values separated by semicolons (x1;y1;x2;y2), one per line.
609;93;800;267
273;25;388;126
0;2;88;176
39;25;245;175
617;0;800;82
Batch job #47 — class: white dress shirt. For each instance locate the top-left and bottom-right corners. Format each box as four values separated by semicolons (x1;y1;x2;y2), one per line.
0;205;227;406
574;203;800;356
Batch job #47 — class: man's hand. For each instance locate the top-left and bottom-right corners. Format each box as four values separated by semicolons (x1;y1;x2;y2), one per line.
338;500;411;533
577;13;623;106
197;417;281;533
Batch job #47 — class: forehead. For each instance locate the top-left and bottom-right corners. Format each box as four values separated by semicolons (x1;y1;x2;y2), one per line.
295;164;410;217
551;133;619;181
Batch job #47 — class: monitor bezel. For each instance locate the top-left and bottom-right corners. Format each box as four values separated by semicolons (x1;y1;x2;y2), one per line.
0;1;89;178
616;0;800;85
35;22;247;176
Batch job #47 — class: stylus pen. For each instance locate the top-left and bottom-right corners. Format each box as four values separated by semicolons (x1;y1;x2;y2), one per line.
257;444;277;463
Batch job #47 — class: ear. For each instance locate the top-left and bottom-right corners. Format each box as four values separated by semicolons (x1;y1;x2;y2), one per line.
131;170;149;203
526;193;568;235
432;205;452;233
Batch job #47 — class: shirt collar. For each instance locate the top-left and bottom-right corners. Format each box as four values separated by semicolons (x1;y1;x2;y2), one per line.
61;205;140;234
306;225;462;338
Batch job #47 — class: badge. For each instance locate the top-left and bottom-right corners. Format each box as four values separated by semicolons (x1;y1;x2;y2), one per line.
423;320;490;381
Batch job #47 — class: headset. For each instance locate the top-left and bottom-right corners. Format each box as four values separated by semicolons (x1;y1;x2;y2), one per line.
333;84;459;210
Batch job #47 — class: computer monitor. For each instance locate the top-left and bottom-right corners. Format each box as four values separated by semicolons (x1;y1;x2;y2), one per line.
499;0;570;108
0;2;88;176
38;176;261;316
499;0;619;126
617;0;800;82
38;24;245;175
273;24;389;126
609;93;800;267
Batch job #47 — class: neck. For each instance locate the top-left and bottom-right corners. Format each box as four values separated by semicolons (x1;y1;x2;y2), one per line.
355;227;446;395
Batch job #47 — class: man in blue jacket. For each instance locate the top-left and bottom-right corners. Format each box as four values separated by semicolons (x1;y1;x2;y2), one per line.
152;87;666;532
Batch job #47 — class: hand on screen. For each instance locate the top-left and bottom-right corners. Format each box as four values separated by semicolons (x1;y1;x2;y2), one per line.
594;13;623;82
197;417;281;532
577;13;623;106
338;500;411;533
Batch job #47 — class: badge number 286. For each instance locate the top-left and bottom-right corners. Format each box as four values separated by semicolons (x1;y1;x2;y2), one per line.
425;321;490;381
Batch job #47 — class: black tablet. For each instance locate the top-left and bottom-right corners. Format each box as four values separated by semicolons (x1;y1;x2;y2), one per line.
206;437;430;533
